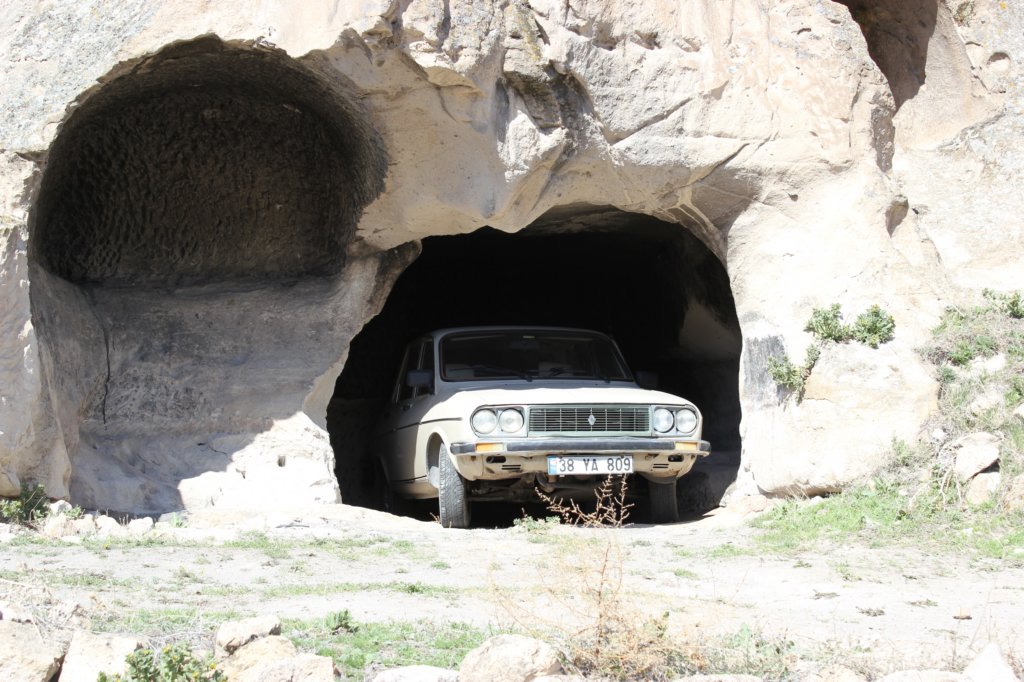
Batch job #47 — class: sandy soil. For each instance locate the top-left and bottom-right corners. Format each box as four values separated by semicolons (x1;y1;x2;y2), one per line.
2;503;1022;679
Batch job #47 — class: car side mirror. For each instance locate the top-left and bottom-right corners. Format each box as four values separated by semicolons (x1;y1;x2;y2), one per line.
635;371;659;390
406;369;433;389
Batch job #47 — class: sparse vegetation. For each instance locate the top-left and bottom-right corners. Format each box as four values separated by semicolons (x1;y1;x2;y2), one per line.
283;614;489;679
261;580;455;600
97;642;225;682
804;304;851;343
757;289;1024;564
771;303;894;400
698;624;797;679
499;478;683;679
767;345;820;399
93;607;243;649
851;305;896;348
0;483;50;526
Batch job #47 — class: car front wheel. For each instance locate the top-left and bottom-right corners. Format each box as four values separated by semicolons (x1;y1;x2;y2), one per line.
438;443;471;528
649;479;679;524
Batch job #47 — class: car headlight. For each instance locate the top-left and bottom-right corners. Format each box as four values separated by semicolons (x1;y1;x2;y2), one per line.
652;408;674;433
674;407;698;435
498;408;524;433
472;409;497;434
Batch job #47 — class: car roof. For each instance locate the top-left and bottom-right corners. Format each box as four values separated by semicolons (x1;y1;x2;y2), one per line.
427;326;613;339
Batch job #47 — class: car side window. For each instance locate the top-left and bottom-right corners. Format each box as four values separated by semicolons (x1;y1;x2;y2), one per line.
395;344;417;403
396;339;433;403
414;339;434;399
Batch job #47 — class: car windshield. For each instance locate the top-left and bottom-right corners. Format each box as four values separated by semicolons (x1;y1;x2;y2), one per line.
440;330;632;382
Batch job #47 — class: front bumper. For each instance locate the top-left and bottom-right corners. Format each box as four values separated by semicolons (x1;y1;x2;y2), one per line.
448;437;711;481
450;437;710;455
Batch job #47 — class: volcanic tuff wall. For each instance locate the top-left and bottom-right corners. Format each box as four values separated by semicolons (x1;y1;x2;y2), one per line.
0;0;1021;512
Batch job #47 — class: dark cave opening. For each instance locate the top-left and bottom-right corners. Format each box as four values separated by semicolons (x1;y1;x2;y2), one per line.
32;36;385;287
328;209;742;521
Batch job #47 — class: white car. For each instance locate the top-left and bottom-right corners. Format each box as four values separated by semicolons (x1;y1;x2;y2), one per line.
373;326;711;527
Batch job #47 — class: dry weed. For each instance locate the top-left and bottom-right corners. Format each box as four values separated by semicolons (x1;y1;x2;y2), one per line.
494;477;689;680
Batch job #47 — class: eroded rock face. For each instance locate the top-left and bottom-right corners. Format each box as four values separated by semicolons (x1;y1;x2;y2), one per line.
0;0;1021;512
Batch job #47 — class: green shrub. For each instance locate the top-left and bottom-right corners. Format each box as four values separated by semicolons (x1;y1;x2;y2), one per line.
1007;376;1024;408
0;483;49;526
949;340;976;366
804;304;851;343
851;305;896;348
771;303;895;401
767;345;820;399
767;356;803;392
97;642;225;682
804;303;895;348
1006;292;1024;319
984;288;1024;319
325;609;358;634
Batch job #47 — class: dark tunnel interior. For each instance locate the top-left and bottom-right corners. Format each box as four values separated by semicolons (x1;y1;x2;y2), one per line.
327;209;742;521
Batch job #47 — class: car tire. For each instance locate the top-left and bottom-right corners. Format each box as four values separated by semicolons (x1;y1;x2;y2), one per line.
438;443;471;528
649;479;679;524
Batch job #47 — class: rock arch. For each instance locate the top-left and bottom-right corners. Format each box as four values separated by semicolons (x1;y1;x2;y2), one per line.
328;208;743;517
28;36;391;513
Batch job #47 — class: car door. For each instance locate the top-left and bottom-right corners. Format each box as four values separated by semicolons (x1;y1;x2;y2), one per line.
379;337;435;483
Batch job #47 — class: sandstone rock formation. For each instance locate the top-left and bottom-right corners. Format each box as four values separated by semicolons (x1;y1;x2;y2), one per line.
1;0;1022;512
459;634;563;682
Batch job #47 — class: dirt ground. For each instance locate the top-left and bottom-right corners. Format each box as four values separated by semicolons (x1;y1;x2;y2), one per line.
2;502;1023;679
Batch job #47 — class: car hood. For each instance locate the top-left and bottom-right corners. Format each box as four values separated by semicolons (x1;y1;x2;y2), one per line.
427;382;697;415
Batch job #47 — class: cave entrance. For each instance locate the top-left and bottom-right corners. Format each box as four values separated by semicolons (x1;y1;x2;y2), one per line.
328;208;742;521
28;36;386;513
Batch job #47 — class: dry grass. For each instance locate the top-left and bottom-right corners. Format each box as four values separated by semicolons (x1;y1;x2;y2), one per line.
496;478;697;680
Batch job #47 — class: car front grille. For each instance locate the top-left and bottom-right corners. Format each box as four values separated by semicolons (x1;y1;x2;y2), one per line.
528;405;651;436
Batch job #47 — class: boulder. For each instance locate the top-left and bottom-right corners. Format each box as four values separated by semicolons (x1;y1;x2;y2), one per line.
968;389;1004;416
41;514;76;539
215;615;282;658
242;652;334;681
58;630;144;682
1003;475;1024;513
752;344;938;495
49;500;73;516
0;620;65;682
71;517;97;536
969;354;1007;375
0;600;34;623
460;635;563;682
728;494;769;516
371;665;459;682
95;515;127;538
218;634;296;681
0;521;19;542
965;472;1001;507
126;517;154;535
952;433;1000;484
962;643;1018;682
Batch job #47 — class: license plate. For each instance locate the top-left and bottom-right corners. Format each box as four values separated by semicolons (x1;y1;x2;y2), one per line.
547;455;633;475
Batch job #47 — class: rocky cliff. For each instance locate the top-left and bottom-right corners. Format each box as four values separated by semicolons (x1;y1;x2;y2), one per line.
0;0;1020;512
